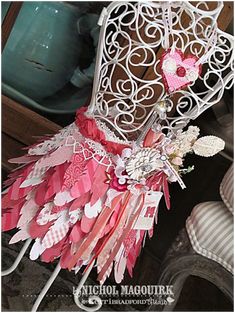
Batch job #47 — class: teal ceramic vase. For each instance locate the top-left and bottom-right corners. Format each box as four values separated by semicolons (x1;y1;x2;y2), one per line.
2;2;82;101
70;13;100;89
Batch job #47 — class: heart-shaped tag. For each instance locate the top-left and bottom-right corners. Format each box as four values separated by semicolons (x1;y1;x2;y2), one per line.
160;49;202;93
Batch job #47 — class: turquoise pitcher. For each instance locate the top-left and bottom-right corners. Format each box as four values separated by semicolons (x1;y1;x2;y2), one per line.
2;2;83;101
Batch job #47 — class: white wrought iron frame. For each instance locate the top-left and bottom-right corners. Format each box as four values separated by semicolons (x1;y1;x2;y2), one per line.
2;1;234;312
88;0;234;141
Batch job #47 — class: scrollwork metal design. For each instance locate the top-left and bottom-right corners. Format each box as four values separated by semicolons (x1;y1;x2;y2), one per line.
88;1;233;141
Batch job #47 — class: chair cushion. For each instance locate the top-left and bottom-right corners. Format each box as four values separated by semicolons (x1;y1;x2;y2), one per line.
220;164;233;214
186;201;233;274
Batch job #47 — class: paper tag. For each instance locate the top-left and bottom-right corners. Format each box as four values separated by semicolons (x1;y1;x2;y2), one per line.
134;191;163;230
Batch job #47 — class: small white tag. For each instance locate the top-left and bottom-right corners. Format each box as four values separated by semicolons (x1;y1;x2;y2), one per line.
134;191;163;230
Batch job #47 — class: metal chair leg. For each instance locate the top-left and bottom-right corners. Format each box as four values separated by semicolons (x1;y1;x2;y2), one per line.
2;238;32;276
31;262;61;312
2;237;102;312
73;260;102;312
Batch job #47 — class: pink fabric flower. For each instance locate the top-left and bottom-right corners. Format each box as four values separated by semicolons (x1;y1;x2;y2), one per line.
171;156;183;166
165;144;175;155
109;169;128;192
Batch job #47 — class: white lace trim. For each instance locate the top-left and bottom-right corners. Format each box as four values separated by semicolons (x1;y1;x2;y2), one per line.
28;123;77;156
96;120;131;145
85;138;109;158
64;129;113;169
76;138;113;169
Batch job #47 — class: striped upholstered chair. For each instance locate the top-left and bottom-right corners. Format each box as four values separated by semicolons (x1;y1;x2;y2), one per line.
149;164;233;311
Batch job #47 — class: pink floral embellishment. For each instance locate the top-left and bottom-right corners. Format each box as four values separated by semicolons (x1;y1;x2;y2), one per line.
171;156;183;166
160;49;202;93
108;169;128;192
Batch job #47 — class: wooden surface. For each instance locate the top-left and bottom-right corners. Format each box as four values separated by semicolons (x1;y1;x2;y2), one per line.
2;2;23;51
2;133;25;172
2;95;61;172
217;1;234;31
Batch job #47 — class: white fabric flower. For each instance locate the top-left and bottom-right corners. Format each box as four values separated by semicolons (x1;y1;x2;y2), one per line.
171;126;200;156
126;148;163;181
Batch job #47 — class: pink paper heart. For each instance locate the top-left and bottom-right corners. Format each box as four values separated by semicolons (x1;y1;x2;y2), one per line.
160;49;202;93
